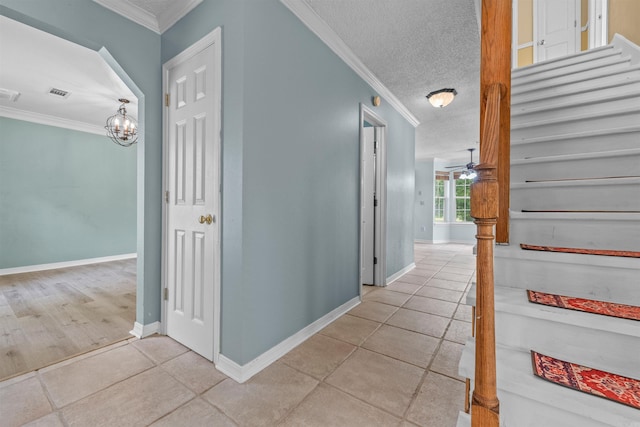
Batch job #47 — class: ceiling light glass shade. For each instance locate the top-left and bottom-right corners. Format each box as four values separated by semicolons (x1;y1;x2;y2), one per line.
466;170;477;180
105;98;138;147
459;171;468;179
426;88;457;108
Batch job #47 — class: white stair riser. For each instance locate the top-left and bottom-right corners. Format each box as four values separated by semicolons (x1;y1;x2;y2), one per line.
495;311;640;379
512;96;640;126
494;257;640;305
511;130;640;158
509;218;640;252
512;47;617;79
513;55;629;86
511;111;640;140
510;152;640;182
512;81;640;110
513;62;634;95
510;181;640;211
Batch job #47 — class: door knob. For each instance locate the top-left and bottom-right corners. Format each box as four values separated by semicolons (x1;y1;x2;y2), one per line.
538;39;545;45
199;214;213;225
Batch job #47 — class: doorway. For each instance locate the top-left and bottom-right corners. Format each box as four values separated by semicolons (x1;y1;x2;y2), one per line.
534;0;581;62
162;28;222;362
360;105;387;292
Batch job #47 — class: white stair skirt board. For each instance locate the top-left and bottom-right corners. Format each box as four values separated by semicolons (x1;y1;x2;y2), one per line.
510;177;640;212
511;45;616;79
510;148;640;182
459;340;640;427
0;253;138;276
467;285;640;378
511;125;640;157
455;410;470;427
386;262;416;285
130;321;161;339
508;211;640;252
215;296;360;383
492;246;640;304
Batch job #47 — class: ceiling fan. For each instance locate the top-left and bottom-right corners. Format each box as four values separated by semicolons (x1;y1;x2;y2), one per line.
446;148;477;179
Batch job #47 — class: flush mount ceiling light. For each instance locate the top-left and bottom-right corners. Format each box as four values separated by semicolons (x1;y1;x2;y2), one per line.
105;98;138;147
426;88;457;108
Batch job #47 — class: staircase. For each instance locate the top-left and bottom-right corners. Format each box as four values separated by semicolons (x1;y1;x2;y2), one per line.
458;35;640;427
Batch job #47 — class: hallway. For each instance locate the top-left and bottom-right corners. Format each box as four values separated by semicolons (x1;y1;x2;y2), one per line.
1;243;474;426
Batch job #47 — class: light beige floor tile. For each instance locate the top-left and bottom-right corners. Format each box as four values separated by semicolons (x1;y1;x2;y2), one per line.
454;304;473;322
440;266;475;276
279;383;400;426
362;325;439;368
364;289;411;307
415;286;463;303
62;367;195;427
23;412;64;427
444;320;473;344
361;285;378;295
0;376;52;427
406;372;465;427
203;362;318;426
385;308;450;338
394;274;426;285
348;301;398;323
386;281;422;294
404;296;457;318
131;335;189;364
434;272;473;283
40;344;153;408
326;348;423;417
430;340;465;381
424;278;468;292
280;334;355;380
150;398;236;427
412;268;439;278
161;351;227;394
319;314;380;345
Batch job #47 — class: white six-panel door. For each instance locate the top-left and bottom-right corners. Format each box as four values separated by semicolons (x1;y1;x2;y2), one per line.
535;0;580;62
164;29;221;361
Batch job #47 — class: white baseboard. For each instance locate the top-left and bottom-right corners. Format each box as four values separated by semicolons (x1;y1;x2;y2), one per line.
130;321;161;339
414;239;434;244
0;253;137;276
215;296;361;383
386;262;416;284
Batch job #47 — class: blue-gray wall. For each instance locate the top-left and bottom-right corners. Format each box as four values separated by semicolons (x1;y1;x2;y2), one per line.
0;1;162;325
415;159;435;241
163;0;416;364
0;118;136;268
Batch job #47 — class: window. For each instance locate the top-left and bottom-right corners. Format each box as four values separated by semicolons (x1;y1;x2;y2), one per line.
454;172;472;222
434;171;448;222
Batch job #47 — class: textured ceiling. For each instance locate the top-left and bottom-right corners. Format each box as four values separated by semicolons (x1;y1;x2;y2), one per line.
306;0;481;160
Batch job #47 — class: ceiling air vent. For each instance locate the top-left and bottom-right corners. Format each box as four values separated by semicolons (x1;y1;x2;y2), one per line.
48;87;71;98
0;88;21;102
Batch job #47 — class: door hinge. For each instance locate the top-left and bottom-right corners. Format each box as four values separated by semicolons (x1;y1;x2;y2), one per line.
165;190;169;203
163;288;168;301
374;198;378;207
165;93;170;107
374;257;378;265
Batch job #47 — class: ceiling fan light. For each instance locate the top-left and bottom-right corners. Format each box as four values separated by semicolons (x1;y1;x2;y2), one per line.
467;170;477;180
459;171;468;180
426;88;457;108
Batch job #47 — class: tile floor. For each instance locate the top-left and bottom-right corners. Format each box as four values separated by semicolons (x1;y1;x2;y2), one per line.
1;243;475;427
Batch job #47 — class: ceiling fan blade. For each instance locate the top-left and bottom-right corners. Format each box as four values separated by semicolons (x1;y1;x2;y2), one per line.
445;164;465;169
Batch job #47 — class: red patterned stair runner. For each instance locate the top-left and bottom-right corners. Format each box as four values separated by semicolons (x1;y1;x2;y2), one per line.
527;290;640;321
520;243;640;258
531;351;640;409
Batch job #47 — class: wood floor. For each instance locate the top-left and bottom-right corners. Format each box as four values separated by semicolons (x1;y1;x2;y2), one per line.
0;259;136;380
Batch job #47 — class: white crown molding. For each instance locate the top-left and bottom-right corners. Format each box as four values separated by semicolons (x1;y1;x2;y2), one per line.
0;106;105;136
156;0;203;33
93;0;161;33
215;296;360;383
281;0;420;128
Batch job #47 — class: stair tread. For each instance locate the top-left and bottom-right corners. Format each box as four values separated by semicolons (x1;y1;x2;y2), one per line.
494;244;640;268
512;147;640;164
512;90;640;117
512;105;640;130
460;339;640;426
512;79;640;106
510;210;640;221
512;124;640;145
466;285;640;335
512;45;616;76
512;176;640;188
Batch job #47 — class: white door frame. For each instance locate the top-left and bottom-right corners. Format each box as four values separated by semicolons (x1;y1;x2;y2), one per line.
161;27;222;363
359;104;387;291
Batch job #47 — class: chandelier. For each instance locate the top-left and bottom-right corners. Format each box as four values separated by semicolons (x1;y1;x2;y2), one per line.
105;98;138;147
